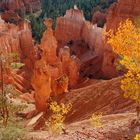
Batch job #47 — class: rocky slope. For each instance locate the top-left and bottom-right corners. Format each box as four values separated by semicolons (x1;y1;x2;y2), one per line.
24;77;136;139
28;113;136;140
57;77;135;123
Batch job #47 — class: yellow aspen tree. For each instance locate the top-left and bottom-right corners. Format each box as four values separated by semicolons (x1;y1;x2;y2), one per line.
106;19;140;119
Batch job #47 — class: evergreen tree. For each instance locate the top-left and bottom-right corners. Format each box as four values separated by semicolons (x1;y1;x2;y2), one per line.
29;0;116;42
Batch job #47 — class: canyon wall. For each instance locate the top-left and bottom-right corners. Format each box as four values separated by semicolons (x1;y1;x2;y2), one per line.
55;8;118;79
0;0;41;14
0;16;36;92
106;0;140;31
55;9;85;47
0;16;20;55
0;17;35;70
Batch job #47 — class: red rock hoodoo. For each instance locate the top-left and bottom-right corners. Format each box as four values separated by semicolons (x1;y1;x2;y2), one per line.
0;16;36;92
32;18;80;112
55;8;118;79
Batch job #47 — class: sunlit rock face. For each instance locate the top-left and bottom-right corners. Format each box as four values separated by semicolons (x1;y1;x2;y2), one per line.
55;9;85;47
32;18;80;112
0;16;20;55
106;0;140;31
40;19;58;65
18;20;36;70
31;58;52;111
0;16;36;92
0;17;35;69
55;8;118;79
59;46;80;88
101;46;118;79
0;0;41;14
82;23;105;55
55;8;105;55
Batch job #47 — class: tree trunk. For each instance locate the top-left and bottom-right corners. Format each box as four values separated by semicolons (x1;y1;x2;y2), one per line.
0;55;9;127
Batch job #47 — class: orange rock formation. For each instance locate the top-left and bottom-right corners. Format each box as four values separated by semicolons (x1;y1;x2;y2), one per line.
92;11;106;27
55;8;118;79
59;46;80;88
106;0;140;31
0;16;36;92
32;18;80;112
31;58;52;111
55;9;85;47
40;19;58;65
0;0;41;14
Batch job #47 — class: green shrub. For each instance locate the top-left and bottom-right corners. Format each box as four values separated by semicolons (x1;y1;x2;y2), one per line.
0;124;27;140
10;62;24;69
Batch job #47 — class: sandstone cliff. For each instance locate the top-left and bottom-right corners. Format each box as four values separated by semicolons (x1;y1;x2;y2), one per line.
0;0;41;14
31;18;80;112
106;0;140;31
55;8;118;79
0;16;36;92
55;9;85;47
1;19;35;70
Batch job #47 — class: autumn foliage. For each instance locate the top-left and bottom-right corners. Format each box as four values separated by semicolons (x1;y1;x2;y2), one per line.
46;101;72;134
106;19;140;113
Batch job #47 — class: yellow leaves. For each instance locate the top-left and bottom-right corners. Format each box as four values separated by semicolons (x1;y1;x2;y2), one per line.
121;70;140;103
47;101;72;134
134;134;140;140
49;101;72;115
106;19;140;105
89;113;103;128
106;19;140;58
49;101;61;113
119;56;140;72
